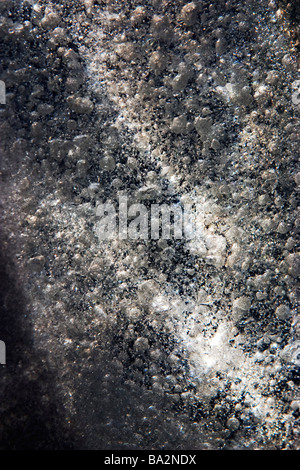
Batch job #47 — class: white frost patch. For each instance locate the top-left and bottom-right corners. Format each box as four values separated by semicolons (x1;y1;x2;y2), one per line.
151;295;171;313
187;322;242;375
181;194;227;268
180;315;283;424
156;290;287;428
280;341;300;367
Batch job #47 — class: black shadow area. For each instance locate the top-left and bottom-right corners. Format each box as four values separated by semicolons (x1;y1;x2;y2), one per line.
0;232;79;450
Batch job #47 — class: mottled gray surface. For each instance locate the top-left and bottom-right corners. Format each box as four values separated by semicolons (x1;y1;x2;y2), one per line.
0;0;299;450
